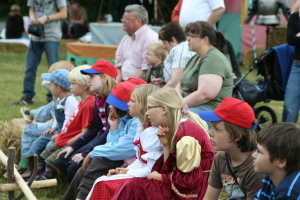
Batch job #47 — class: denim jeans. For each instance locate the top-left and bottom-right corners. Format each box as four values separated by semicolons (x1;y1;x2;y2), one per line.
282;61;300;122
31;133;56;163
34;101;55;122
21;122;53;159
188;104;212;129
23;41;59;100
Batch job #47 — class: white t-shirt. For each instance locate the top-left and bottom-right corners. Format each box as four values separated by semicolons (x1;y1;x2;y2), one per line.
179;0;225;29
52;95;79;129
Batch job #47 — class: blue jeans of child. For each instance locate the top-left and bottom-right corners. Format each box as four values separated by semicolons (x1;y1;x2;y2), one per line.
282;61;300;123
34;101;55;122
23;41;59;100
21;122;53;159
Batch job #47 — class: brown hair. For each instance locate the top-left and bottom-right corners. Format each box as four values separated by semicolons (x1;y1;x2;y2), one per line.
185;21;227;53
223;121;257;152
159;22;186;43
257;122;300;175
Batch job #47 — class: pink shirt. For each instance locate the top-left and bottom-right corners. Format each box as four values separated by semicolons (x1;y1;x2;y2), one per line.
115;25;159;80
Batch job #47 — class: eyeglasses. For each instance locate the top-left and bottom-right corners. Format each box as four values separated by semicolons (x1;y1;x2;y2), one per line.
145;52;156;56
146;106;162;111
185;33;201;39
120;16;136;22
254;149;269;156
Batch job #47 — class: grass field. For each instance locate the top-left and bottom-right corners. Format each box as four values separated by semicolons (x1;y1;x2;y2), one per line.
0;51;296;199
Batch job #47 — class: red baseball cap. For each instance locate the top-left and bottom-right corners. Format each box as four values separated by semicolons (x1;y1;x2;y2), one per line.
106;81;137;111
198;97;256;129
126;77;147;85
80;60;118;79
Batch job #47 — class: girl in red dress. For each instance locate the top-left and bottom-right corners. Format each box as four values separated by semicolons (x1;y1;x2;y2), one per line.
112;87;214;200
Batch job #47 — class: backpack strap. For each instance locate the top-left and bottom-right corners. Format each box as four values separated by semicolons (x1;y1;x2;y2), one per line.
225;153;247;196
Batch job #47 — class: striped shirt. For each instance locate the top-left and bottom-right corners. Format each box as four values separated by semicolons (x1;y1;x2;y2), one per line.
163;41;196;83
254;172;300;200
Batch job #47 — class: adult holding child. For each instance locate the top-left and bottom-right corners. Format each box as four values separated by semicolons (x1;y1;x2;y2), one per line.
177;21;233;114
116;4;159;82
111;87;214;200
13;0;67;105
151;22;196;88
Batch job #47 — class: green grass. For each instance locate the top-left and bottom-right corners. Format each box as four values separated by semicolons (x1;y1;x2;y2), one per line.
0;51;296;199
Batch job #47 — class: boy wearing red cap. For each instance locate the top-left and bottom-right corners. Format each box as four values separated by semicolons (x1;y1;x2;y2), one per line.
199;97;263;200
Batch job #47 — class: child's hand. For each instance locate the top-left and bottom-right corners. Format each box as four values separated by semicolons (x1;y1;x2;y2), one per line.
56;146;74;159
51;134;58;141
108;109;119;131
43;127;57;136
157;126;170;147
147;171;163;181
107;168;128;176
82;153;92;172
151;78;165;87
72;153;84;164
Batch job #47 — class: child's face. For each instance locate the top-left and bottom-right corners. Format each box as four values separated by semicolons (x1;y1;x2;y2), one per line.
70;81;85;96
162;40;173;52
209;121;236;151
252;144;275;176
145;99;167;127
127;93;138;117
109;105;118;118
145;49;160;66
88;74;104;94
50;82;59;96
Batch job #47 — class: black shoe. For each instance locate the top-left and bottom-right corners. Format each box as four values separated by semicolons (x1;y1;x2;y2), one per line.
35;174;53;181
11;96;34;105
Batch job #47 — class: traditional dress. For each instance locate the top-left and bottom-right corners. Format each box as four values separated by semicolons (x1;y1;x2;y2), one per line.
86;125;163;200
112;119;214;200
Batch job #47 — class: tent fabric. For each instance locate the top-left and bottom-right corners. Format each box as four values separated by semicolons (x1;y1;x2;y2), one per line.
218;0;296;63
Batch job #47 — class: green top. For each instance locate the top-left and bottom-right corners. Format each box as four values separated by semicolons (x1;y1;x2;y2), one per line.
142;62;164;83
180;47;233;109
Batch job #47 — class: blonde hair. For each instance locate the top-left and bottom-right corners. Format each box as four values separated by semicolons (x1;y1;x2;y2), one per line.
146;43;168;61
95;74;116;98
148;87;209;152
48;61;75;73
132;84;160;130
68;65;91;88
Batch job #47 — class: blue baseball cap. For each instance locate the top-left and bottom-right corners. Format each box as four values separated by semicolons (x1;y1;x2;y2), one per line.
41;69;71;90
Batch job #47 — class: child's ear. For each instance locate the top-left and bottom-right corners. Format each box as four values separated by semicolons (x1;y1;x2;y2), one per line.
161;106;168;115
234;132;243;142
157;55;162;60
277;159;287;170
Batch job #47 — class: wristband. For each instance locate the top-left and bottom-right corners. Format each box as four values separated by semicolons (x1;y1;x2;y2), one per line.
47;15;50;22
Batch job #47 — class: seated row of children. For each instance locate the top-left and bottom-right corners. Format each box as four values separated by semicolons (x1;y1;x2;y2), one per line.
7;59;300;200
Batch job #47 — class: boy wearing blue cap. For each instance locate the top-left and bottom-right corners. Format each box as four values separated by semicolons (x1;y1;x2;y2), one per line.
5;69;78;179
199;97;263;200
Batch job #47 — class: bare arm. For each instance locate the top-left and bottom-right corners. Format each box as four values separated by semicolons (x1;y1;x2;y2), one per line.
203;185;222;200
207;7;225;25
291;1;299;14
175;82;182;95
136;70;147;78
31;6;67;25
164;68;184;88
67;127;88;145
183;74;223;107
116;68;122;82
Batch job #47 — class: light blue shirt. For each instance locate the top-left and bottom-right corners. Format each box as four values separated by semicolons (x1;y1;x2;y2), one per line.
90;116;138;160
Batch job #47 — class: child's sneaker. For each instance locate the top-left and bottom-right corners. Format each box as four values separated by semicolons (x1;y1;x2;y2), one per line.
20;107;34;123
3;166;32;179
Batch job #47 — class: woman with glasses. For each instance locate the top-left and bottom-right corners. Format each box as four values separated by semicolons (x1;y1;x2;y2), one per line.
177;21;233;121
151;22;196;87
